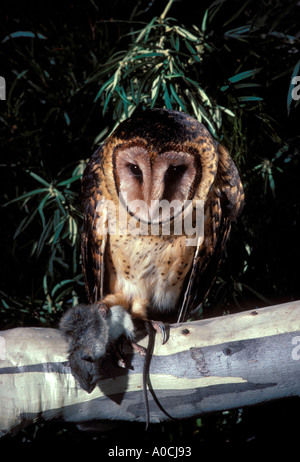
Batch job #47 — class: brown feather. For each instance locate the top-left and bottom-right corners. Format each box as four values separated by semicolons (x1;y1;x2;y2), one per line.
80;109;244;323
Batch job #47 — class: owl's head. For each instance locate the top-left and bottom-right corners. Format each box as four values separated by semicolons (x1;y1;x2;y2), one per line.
100;109;222;224
96;108;243;227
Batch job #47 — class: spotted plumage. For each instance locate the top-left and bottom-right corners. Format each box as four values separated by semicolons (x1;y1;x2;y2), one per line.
81;108;244;323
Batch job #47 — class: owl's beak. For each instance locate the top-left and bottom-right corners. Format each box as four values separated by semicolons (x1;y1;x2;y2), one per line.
148;200;173;223
148;201;160;222
148;198;185;224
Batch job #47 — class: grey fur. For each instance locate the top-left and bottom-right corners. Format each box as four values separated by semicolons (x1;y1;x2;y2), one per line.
59;304;134;392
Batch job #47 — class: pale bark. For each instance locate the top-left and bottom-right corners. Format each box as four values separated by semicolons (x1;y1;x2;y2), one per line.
1;300;300;437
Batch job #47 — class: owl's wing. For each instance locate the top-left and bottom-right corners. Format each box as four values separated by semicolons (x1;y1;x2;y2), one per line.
177;144;244;322
81;147;107;303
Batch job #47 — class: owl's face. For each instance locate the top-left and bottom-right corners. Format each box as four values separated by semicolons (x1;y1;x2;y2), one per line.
114;145;199;222
101;108;219;225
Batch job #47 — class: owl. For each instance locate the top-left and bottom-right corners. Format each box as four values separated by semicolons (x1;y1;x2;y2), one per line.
60;108;244;391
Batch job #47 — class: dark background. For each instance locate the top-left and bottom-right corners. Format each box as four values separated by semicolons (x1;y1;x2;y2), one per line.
0;0;300;452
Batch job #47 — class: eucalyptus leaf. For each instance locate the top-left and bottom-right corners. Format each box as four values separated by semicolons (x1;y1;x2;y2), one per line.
162;82;172;109
228;69;261;83
4;188;49;205
28;171;50;187
169;83;187;111
2;31;47;42
237;96;263;102
56;175;82;187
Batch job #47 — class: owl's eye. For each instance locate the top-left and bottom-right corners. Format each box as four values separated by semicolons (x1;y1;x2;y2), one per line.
165;164;187;180
128;163;143;180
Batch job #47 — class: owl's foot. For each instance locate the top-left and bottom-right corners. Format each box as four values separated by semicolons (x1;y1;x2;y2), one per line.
150;320;168;345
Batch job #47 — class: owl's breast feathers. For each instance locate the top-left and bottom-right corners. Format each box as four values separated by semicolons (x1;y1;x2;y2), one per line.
106;234;195;315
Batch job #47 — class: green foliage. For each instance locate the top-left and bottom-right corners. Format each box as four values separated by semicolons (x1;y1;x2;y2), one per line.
3;164;85;322
90;12;230;136
0;1;108;325
88;1;265;141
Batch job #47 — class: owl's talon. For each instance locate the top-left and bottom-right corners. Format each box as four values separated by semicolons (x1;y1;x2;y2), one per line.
150;320;168;345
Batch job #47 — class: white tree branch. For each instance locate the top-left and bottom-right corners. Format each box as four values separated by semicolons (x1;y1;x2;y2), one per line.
1;300;300;437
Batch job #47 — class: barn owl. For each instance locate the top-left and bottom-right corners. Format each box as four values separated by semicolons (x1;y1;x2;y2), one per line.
60;108;244;391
